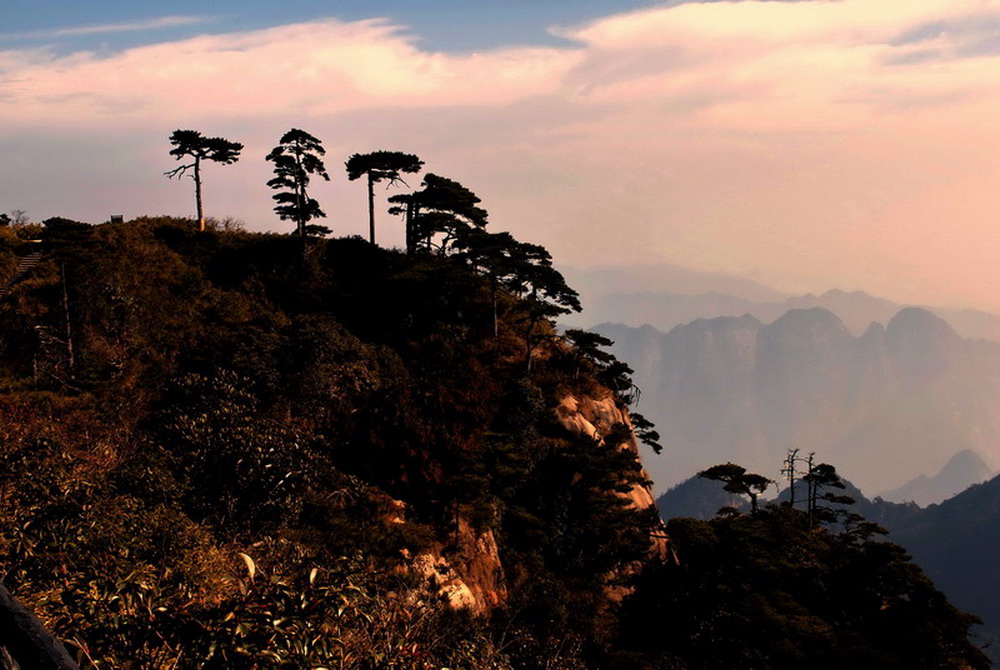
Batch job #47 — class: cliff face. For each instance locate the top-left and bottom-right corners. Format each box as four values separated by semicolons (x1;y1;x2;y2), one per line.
408;518;507;614
408;391;668;613
555;393;669;560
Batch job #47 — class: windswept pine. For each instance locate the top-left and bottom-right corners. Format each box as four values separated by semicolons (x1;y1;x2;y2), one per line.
266;129;331;240
164;130;243;233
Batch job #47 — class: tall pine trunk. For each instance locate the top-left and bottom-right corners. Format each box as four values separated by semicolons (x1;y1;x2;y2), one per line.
404;202;414;254
367;172;376;245
195;158;205;232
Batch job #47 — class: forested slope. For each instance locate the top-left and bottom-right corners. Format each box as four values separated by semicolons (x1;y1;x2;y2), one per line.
0;216;987;669
0;217;661;668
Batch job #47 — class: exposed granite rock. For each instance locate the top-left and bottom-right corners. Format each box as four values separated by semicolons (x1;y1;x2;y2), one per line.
554;393;670;561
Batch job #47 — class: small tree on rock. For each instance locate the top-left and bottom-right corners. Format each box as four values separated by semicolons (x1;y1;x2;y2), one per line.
452;227;580;370
164;130;243;232
0;209;29;228
803;461;853;526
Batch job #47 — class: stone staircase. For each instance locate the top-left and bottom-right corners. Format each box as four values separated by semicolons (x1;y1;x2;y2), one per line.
0;247;44;302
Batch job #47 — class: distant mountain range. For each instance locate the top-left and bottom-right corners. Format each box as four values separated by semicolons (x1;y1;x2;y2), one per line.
576;263;1000;659
562;263;1000;342
598;307;1000;495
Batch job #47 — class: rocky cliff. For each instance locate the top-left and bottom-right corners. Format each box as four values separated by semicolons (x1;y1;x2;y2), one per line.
407;516;507;614
554;393;669;560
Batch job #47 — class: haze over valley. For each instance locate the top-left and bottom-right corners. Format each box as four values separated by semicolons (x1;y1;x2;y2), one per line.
564;262;1000;343
573;264;1000;498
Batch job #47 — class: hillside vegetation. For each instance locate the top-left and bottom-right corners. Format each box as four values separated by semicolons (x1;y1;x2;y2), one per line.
0;214;988;669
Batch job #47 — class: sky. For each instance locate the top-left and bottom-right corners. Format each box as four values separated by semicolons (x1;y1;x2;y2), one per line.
3;0;1000;313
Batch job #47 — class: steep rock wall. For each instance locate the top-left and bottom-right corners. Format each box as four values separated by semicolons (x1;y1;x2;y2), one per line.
397;506;507;615
555;393;670;560
404;391;670;613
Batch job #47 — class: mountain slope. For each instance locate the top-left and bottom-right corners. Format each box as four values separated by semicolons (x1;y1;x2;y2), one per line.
0;217;665;668
889;474;1000;653
879;449;995;506
0;219;986;669
658;469;1000;665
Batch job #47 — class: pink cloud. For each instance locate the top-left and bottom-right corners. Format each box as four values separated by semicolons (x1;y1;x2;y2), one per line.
4;2;1000;312
0;19;582;127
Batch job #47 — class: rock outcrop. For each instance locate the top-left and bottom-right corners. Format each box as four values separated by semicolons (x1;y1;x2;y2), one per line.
396;506;507;615
555;393;670;560
400;390;671;613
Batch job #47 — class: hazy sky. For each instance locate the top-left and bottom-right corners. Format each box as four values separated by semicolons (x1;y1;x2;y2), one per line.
4;1;1000;312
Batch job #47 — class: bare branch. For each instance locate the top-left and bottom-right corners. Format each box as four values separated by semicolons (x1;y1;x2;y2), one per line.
163;163;195;180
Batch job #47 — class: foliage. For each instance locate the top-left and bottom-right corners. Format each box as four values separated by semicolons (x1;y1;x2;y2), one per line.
345;150;423;245
52;541;511;669
629;412;662;455
698;463;773;513
265;128;331;238
165;130;243;231
4;210;31;226
152;370;315;534
452;229;581;370
618;504;990;669
390;173;488;254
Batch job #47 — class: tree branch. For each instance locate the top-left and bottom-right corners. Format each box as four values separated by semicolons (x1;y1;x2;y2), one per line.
163;163;196;180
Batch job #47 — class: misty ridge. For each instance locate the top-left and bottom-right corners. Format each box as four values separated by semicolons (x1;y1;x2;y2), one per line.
588;281;1000;498
563;262;1000;342
598;306;1000;496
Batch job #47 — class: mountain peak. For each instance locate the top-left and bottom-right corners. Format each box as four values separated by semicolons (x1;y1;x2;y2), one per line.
939;449;993;482
861;321;886;338
886;307;959;341
767;307;851;337
879;449;995;506
820;288;872;299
